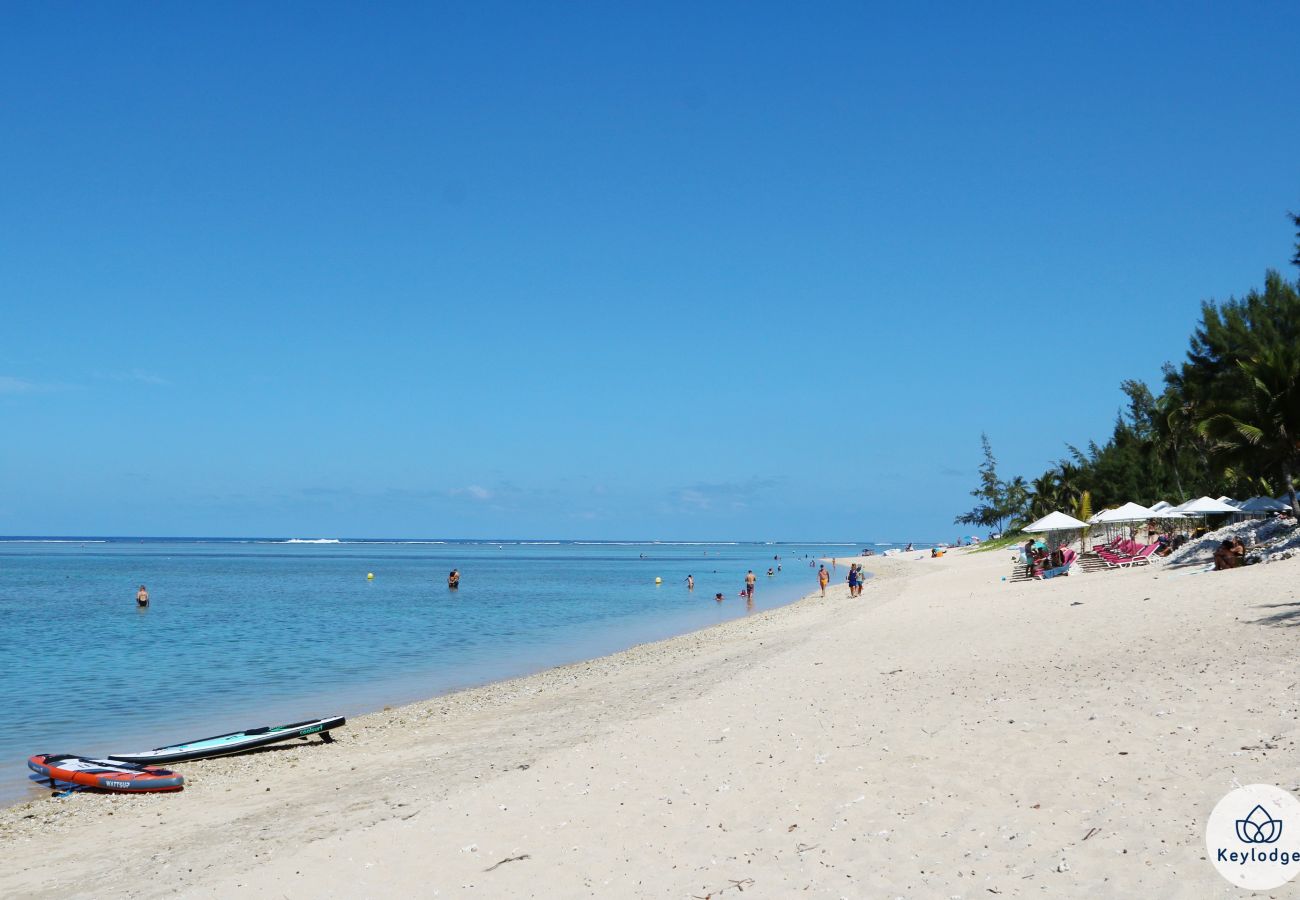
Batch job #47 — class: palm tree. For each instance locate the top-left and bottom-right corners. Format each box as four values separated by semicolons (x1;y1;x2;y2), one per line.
1053;462;1083;513
1196;346;1300;517
1153;389;1189;501
1002;475;1032;530
1027;472;1058;521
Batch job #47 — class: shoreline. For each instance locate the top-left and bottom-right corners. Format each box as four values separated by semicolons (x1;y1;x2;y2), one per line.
4;549;1296;897
0;569;837;812
0;540;843;808
0;565;908;897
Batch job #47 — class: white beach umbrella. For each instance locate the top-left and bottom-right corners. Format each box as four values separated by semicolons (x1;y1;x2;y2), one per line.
1175;496;1241;515
1238;496;1288;513
1094;501;1157;523
1149;500;1172;513
1023;511;1089;532
1087;508;1110;525
1216;496;1243;508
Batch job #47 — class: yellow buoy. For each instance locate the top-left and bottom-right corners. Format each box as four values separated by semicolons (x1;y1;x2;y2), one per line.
367;572;375;580
654;577;662;584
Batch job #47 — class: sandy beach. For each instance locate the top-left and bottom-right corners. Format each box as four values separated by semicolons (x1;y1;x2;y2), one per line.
3;549;1298;898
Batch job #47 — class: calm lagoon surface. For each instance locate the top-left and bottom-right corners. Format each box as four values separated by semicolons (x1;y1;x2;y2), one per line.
0;538;896;804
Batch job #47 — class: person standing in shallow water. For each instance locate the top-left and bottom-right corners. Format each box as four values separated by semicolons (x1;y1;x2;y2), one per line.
686;574;694;590
447;569;460;589
136;584;149;607
745;570;756;599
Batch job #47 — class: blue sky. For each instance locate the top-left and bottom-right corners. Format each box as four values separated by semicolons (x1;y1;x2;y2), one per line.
2;2;1298;540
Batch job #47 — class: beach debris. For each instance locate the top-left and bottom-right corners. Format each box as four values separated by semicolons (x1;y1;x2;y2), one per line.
1083;827;1100;841
691;878;755;899
795;843;819;854
787;823;798;832
483;853;530;872
1241;739;1280;750
1056;857;1070;873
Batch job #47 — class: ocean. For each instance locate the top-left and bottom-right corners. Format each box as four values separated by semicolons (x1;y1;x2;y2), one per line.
0;537;904;805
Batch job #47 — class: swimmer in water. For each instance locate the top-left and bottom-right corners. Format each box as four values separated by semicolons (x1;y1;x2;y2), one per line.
136;584;149;608
448;569;460;589
686;574;694;590
714;592;724;602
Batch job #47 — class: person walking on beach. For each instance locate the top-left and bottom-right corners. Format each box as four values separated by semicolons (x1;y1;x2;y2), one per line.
136;584;149;608
847;565;860;598
818;565;829;597
745;570;756;599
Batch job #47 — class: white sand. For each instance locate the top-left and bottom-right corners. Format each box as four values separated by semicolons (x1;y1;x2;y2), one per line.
3;549;1299;898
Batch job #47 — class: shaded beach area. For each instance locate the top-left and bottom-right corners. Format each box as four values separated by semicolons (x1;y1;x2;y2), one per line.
3;548;1295;897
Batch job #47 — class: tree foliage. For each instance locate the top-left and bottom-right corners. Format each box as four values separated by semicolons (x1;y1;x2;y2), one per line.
957;211;1300;529
954;434;1022;533
1291;209;1300;270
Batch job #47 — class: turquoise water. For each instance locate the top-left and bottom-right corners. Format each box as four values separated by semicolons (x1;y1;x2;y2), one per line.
0;538;896;804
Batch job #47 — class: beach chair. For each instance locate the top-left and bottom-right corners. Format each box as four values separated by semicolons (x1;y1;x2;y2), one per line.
1097;543;1158;568
1127;543;1158;565
1097;549;1135;568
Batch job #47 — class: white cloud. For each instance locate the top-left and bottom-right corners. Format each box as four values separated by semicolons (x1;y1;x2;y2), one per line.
450;485;493;501
0;376;57;394
672;476;784;512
